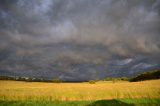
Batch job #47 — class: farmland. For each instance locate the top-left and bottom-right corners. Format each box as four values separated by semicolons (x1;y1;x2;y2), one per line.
0;80;160;105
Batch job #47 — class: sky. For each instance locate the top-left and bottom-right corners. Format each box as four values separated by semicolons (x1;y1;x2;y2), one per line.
0;0;160;81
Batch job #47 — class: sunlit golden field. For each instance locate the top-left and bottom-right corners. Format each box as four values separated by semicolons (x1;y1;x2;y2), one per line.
0;80;160;101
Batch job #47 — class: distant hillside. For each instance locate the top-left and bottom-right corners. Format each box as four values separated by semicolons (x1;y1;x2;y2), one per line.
130;70;160;82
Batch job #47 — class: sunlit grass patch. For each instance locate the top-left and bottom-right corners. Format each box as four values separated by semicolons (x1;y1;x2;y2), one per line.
0;80;160;101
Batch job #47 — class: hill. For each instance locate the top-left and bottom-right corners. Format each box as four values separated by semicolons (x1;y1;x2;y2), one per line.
130;70;160;82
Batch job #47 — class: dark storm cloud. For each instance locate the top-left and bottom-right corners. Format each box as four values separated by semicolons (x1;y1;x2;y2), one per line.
0;0;160;80
0;0;160;54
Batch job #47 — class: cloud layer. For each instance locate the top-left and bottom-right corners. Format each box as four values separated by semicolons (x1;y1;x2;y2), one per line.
0;0;160;80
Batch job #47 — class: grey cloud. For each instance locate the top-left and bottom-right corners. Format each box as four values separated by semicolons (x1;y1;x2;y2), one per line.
0;0;160;80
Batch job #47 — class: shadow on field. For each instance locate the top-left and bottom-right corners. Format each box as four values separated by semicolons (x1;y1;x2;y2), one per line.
87;99;135;106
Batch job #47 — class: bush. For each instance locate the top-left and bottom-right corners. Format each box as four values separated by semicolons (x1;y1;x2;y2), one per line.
103;77;129;82
120;77;129;81
52;79;62;83
89;80;96;84
112;79;117;83
104;77;113;81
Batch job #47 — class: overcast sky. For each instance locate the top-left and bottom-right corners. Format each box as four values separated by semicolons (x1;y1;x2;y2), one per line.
1;0;160;55
0;0;160;80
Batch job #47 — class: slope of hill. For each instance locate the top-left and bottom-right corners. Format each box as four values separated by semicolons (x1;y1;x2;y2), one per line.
130;70;160;82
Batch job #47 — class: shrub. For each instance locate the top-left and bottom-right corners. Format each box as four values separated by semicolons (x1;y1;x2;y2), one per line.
52;79;62;83
120;77;129;81
89;80;96;84
112;79;117;83
104;77;113;81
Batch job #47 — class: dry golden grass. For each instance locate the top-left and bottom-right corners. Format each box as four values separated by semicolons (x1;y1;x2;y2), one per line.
0;80;160;101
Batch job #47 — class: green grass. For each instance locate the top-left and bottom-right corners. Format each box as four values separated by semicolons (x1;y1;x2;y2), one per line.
0;99;160;106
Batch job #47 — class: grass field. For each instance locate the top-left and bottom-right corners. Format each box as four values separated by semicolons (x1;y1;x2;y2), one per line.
0;98;160;106
0;80;160;105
